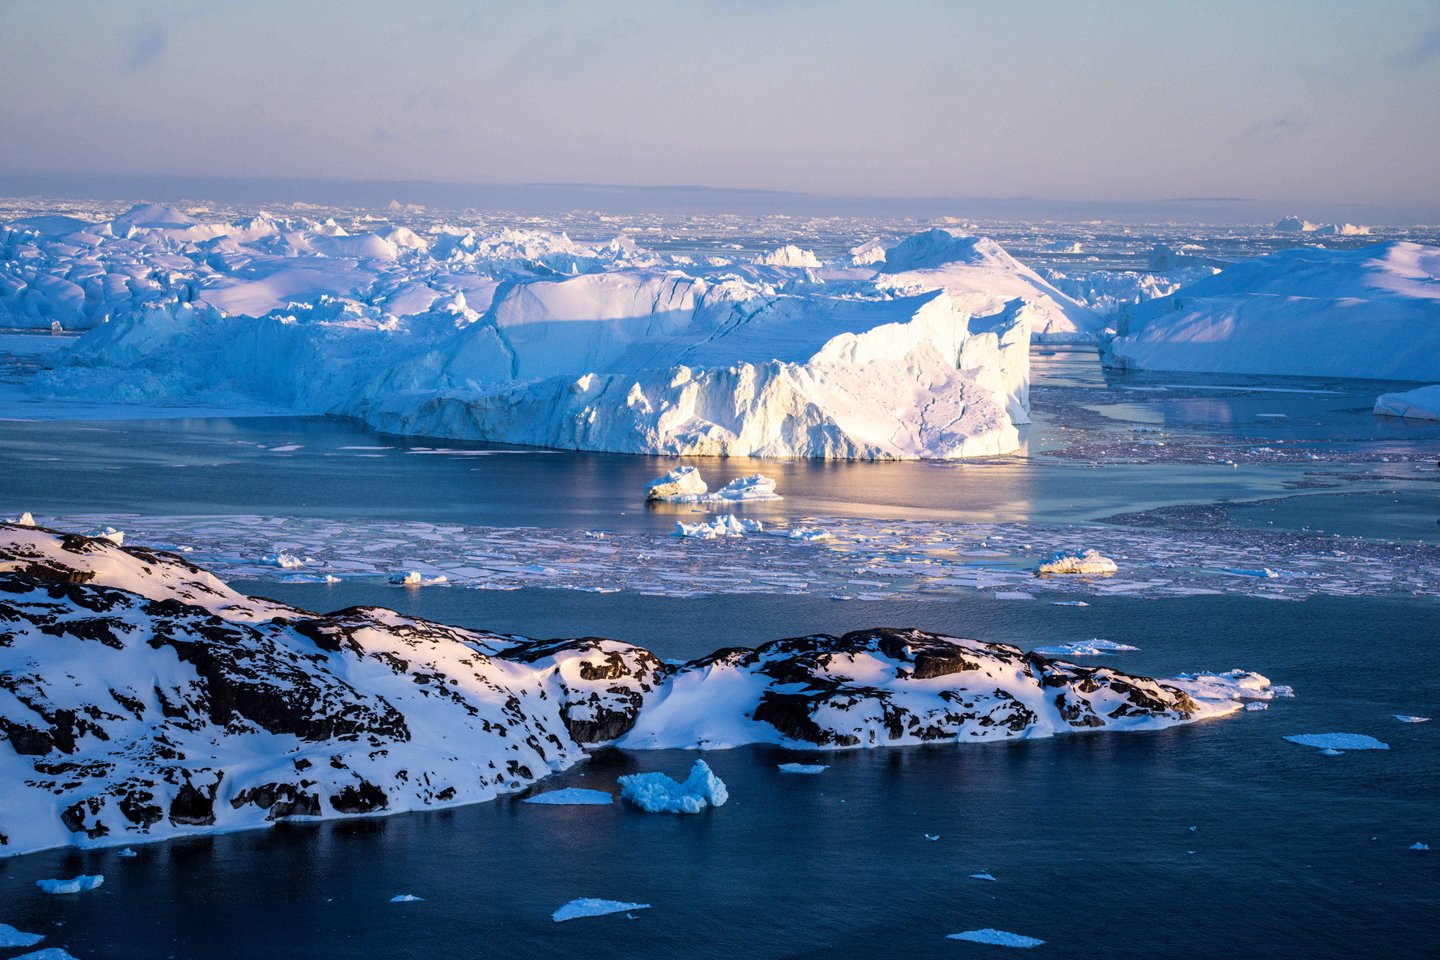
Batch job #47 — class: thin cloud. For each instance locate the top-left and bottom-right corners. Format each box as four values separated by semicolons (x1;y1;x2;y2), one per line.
1393;20;1440;69
1237;114;1311;144
125;22;169;73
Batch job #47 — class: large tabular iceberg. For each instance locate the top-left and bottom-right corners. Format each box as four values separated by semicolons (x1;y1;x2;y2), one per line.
9;206;1045;459
0;522;1285;858
1103;241;1440;380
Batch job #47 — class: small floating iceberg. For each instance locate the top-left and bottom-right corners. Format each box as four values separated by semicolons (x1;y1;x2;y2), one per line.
1284;733;1389;752
786;526;833;542
0;925;45;948
645;466;707;501
619;759;728;813
947;929;1045;948
389;894;425;902
1393;715;1430;723
261;551;306;570
552;898;651;922
84;527;124;546
1033;638;1139;657
1374;384;1440;421
388;571;448;586
1038;548;1117;575
523;788;614;806
36;874;104;894
777;763;827;774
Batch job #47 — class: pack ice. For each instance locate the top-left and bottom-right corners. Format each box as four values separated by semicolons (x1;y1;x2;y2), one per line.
7;207;1044;459
1104;242;1440;380
0;522;1284;857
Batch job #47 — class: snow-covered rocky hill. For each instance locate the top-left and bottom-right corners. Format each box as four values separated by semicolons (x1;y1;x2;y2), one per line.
0;522;1284;857
1103;241;1440;380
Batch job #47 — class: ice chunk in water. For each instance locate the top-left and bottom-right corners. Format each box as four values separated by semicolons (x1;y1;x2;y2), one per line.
36;874;104;894
0;925;45;948
947;929;1046;948
1284;733;1389;752
523;788;614;806
552;898;651;922
619;759;728;813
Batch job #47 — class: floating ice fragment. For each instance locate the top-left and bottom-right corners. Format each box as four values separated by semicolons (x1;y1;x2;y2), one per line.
925;834;940;841
1393;715;1430;723
0;925;44;948
36;874;104;894
645;466;707;501
84;527;124;546
947;929;1045;948
993;591;1035;600
1050;600;1089;607
117;848;138;857
269;444;303;452
1284;734;1389;752
674;515;762;539
619;759;727;813
12;950;79;960
389;894;425;902
1033;639;1139;657
787;526;833;542
552;899;651;923
523;788;614;806
777;763;828;774
1245;702;1269;711
6;511;36;527
1411;842;1430;851
388;571;447;586
1038;548;1117;575
1318;748;1343;756
261;551;305;570
969;873;997;882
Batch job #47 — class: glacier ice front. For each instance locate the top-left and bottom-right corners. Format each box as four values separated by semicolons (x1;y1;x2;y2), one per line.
10;207;1039;460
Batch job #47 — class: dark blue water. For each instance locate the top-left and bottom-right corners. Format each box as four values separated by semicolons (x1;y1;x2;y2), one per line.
2;590;1436;959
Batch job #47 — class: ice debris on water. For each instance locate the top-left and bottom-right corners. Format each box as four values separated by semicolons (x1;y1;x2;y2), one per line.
1284;734;1389;752
12;950;79;960
1032;638;1138;657
523;788;614;806
1411;842;1430;851
787;526;833;541
969;873;997;882
84;526;124;546
261;551;306;570
947;929;1046;948
552;899;652;923
1245;702;1269;711
777;763;828;774
36;875;104;894
1393;715;1430;723
117;848;138;858
619;759;727;813
389;894;425;902
925;834;940;842
674;515;763;539
388;571;447;586
646;468;780;503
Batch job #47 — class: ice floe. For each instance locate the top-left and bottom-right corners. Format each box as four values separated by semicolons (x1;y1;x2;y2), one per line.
646;469;781;503
523;788;614;806
0;925;45;948
1283;734;1390;752
619;760;729;814
1038;548;1117;575
1032;639;1139;657
1374;384;1440;421
552;899;651;922
1392;715;1430;723
389;894;425;903
675;515;763;539
947;929;1046;948
777;763;828;775
36;875;104;894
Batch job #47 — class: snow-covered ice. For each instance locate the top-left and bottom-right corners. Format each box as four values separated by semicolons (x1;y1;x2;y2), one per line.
1283;734;1390;752
522;788;614;806
36;875;104;894
947;929;1046;948
618;760;729;813
645;466;707;501
675;515;763;538
552;899;651;922
1032;639;1139;657
646;469;780;503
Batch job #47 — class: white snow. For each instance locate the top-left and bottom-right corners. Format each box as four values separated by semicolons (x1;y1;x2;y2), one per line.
1374;384;1440;421
1283;733;1390;752
552;899;651;922
0;925;45;948
618;759;728;813
777;763;828;774
947;929;1046;948
1037;549;1118;575
522;788;614;806
36;874;104;894
1105;242;1440;380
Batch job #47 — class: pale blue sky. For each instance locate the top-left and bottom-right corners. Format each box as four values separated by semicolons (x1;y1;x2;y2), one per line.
1;0;1437;217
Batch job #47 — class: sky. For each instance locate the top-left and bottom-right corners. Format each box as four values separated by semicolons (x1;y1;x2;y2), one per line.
1;0;1438;220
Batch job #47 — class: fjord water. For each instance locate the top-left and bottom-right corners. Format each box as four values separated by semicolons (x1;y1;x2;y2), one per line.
1;344;1437;958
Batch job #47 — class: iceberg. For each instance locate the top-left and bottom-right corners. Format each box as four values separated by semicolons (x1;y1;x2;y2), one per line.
1037;549;1118;575
1104;242;1440;380
36;874;104;894
1374;384;1440;421
618;759;729;813
1032;639;1139;657
551;899;651;922
1283;733;1390;752
755;244;821;267
389;894;425;903
777;763;828;774
522;788;614;806
675;515;763;538
646;469;780;503
0;925;45;949
645;466;708;501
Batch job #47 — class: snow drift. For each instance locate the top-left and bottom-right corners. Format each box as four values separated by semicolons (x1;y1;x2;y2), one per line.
1104;242;1440;380
0;522;1285;857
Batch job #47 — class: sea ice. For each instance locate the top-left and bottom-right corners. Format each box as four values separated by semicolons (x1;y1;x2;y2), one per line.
645;466;707;501
619;759;728;813
1038;548;1117;575
777;763;828;774
36;874;104;894
522;788;614;805
787;527;833;541
261;551;306;570
947;929;1046;948
1411;842;1430;851
11;950;79;960
117;848;138;857
84;526;124;546
0;925;44;948
551;899;652;923
1393;715;1430;723
388;571;447;586
969;873;997;882
389;894;425;902
1283;734;1390;752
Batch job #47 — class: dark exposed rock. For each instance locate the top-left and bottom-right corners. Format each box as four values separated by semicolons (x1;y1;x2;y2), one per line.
329;780;388;814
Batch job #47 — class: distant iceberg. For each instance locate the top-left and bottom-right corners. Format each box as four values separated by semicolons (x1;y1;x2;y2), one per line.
1374;384;1440;421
